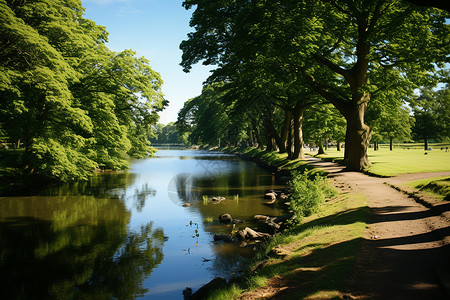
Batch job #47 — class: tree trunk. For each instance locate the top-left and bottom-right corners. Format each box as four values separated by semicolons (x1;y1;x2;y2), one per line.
249;128;255;147
265;129;275;151
251;119;263;149
317;140;325;155
292;104;306;159
342;100;371;170
287;115;294;159
389;137;393;151
304;18;373;171
264;116;276;151
264;106;282;151
279;110;291;153
424;138;428;151
337;141;341;151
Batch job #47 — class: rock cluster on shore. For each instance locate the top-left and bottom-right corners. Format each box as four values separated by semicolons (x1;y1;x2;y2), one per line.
184;188;294;299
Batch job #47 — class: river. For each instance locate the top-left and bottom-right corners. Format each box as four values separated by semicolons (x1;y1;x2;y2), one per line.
0;149;287;299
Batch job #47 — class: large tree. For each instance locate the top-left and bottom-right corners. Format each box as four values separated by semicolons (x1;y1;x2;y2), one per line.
180;0;449;170
0;0;166;181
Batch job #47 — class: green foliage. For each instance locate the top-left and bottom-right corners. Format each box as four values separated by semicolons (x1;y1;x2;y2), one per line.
150;122;186;145
218;189;369;299
369;104;414;151
180;0;449;170
289;172;337;220
207;284;243;300
412;85;450;145
176;83;250;147
0;0;166;182
303;104;346;146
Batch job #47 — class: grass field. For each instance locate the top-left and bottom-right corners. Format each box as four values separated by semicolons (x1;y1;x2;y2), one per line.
314;146;450;177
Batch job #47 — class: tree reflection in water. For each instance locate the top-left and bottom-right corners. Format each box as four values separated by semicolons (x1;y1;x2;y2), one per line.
0;195;165;299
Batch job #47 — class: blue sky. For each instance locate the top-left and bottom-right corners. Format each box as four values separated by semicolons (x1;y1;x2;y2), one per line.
83;0;212;124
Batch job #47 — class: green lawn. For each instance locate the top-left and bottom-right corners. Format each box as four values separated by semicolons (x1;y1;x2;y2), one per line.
405;176;450;200
314;147;450;177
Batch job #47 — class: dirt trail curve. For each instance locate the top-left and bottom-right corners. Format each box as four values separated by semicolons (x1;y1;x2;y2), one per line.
304;156;450;299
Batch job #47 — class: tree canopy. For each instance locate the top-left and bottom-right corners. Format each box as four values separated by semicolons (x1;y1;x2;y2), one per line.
0;0;166;182
180;0;449;170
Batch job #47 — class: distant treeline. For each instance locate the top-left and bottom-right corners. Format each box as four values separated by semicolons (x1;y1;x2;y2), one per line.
149;123;188;145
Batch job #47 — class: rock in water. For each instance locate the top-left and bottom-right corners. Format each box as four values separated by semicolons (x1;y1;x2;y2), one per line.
211;196;225;203
218;213;233;224
237;227;271;240
213;234;234;242
264;192;277;200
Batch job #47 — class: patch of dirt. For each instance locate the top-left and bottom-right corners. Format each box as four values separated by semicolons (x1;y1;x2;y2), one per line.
238;157;450;299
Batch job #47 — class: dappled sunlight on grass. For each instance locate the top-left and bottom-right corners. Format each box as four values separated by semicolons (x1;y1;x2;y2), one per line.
230;192;369;299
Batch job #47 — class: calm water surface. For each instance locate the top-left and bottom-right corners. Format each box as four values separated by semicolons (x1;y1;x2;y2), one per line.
0;149;286;299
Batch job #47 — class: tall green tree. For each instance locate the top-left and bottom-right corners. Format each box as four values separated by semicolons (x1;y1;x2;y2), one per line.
180;0;449;170
372;106;413;150
412;86;450;149
0;0;166;181
177;83;251;147
150;122;186;144
303;104;346;154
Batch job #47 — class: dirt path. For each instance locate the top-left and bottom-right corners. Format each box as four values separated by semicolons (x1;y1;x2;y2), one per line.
305;157;450;299
239;157;450;299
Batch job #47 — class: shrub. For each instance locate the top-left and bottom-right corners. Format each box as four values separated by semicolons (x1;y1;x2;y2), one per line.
289;172;337;220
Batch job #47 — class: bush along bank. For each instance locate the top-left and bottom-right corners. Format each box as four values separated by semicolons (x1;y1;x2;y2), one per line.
187;147;370;300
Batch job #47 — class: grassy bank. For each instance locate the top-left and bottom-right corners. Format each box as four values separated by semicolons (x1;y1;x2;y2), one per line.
405;176;450;201
202;147;370;299
208;191;369;300
218;146;327;177
314;147;450;177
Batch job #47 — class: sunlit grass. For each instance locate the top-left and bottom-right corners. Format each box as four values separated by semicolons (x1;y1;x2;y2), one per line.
315;146;450;176
207;284;243;300
213;190;369;299
203;217;214;223
242;147;327;177
248;192;368;297
405;176;450;200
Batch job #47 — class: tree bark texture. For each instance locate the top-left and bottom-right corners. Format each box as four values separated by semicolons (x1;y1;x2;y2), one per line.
287;115;294;159
279;109;291;153
263;106;281;151
342;100;371;170
292;104;306;159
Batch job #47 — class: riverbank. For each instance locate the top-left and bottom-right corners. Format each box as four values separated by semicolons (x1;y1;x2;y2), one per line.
187;148;368;299
195;147;450;299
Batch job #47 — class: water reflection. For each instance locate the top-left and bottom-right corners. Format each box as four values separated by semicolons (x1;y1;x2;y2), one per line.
0;195;165;299
0;149;287;299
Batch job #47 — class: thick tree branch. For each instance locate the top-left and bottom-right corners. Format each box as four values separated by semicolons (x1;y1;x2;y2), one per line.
301;72;350;117
313;54;349;78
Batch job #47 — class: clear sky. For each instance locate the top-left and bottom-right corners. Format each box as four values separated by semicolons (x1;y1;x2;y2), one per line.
82;0;212;125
